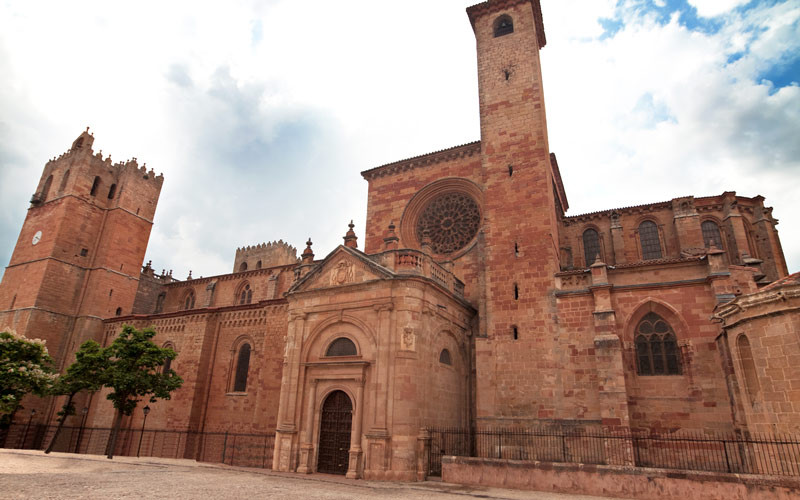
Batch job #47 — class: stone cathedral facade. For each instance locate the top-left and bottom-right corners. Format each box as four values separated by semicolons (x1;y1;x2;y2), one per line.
1;0;798;481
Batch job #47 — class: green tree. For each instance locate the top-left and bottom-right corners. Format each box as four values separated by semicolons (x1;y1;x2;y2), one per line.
44;340;109;453
103;325;182;459
0;331;56;417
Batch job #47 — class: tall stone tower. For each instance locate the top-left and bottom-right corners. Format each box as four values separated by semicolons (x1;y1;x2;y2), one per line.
468;1;566;422
0;129;163;418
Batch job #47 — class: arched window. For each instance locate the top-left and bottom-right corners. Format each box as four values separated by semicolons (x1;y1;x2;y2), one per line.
493;14;513;37
737;334;760;405
238;283;253;305
107;183;117;199
59;170;70;192
115;307;122;316
439;349;452;366
325;337;357;357
232;343;251;392
239;262;248;272
583;228;601;266
162;343;174;374
701;220;723;248
155;292;166;314
635;312;681;375
256;260;262;269
183;290;195;310
41;175;53;202
90;176;101;197
638;221;662;260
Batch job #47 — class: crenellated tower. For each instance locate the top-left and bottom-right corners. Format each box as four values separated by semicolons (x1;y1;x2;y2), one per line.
0;128;163;420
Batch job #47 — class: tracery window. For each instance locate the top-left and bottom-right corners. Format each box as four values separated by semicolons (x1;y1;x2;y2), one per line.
582;228;601;266
325;337;357;357
183;290;195;310
701;220;723;249
439;349;452;365
416;192;480;254
635;313;681;375
239;283;252;305
232;343;251;392
493;14;513;37
638;221;662;260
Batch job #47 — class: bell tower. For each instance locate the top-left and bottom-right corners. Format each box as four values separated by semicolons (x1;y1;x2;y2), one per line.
468;0;567;422
0;129;163;417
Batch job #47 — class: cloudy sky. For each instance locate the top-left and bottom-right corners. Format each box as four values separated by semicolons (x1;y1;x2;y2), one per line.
0;0;798;283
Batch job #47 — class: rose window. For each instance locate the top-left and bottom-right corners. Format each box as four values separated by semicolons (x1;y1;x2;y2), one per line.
416;192;480;254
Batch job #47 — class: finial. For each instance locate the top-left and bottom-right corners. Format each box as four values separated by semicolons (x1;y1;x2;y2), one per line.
344;220;358;249
302;238;315;264
420;229;432;254
187;270;193;280
383;220;399;250
85;126;89;132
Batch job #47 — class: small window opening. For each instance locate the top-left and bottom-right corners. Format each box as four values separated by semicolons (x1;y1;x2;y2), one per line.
493;14;514;37
514;242;519;257
155;293;166;314
42;175;53;202
256;260;262;269
512;326;518;340
59;170;70;192
10;294;16;309
513;283;519;300
90;176;100;197
109;289;113;297
136;208;140;215
107;183;117;199
80;248;88;257
326;337;357;357
503;69;511;81
232;343;251;392
162;356;172;375
439;349;452;366
508;165;514;176
239;262;248;272
115;307;122;316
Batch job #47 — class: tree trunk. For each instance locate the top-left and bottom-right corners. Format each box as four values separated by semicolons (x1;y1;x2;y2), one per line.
45;393;75;454
105;408;125;459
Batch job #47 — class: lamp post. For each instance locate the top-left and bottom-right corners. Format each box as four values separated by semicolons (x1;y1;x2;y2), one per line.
74;407;89;454
136;406;151;458
21;409;36;449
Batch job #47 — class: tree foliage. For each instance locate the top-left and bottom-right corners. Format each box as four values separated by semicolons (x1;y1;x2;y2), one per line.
104;325;182;458
45;340;110;453
0;331;56;416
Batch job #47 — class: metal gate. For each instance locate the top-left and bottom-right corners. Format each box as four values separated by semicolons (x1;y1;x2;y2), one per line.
428;428;471;477
317;390;352;475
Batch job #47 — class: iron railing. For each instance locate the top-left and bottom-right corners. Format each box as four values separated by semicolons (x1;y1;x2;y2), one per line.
0;423;275;469
427;426;800;478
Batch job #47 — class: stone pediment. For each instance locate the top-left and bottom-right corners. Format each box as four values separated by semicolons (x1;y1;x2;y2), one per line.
288;246;393;294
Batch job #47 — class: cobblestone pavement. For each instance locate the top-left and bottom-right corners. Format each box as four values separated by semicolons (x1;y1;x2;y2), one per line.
0;450;626;500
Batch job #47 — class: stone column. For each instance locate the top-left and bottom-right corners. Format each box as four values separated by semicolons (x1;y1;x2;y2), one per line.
609;212;626;265
273;311;306;472
346;378;366;479
297;378;318;474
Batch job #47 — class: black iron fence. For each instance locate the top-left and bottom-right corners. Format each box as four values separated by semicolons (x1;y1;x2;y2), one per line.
427;426;800;478
0;423;275;469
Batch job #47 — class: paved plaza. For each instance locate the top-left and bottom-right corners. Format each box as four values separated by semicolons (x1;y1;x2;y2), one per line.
0;450;623;500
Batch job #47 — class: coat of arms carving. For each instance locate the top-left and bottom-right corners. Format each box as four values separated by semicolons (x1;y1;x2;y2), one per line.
330;260;354;285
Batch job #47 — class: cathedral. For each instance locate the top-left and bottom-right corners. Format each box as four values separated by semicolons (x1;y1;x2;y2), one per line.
1;0;798;481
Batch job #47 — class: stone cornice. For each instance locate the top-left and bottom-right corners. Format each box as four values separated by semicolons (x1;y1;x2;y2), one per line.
360;141;480;181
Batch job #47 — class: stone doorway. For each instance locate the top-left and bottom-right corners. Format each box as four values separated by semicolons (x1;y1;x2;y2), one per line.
317;390;353;474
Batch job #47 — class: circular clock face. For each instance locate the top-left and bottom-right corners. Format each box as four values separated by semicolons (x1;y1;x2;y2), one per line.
32;230;42;245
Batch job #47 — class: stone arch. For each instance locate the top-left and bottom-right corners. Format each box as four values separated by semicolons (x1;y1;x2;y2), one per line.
302;314;377;363
623;299;690;344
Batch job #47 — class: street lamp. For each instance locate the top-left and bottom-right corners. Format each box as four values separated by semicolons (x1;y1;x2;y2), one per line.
21;409;36;449
136;405;151;458
74;407;89;454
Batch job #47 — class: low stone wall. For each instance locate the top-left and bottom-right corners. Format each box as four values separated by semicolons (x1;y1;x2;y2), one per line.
442;456;800;500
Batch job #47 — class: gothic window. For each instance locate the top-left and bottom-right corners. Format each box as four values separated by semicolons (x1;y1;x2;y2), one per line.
232;343;251;392
701;220;723;248
635;312;681;375
115;307;122;316
638;221;662;260
90;176;100;197
107;183;117;199
583;228;601;266
493;14;513;37
42;175;53;202
59;170;70;192
325;337;357;357
416;192;481;255
155;293;166;314
183;290;195;310
439;349;452;366
737;334;760;405
238;283;252;305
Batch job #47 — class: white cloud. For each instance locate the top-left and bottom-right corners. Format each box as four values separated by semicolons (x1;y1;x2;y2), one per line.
687;0;752;18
